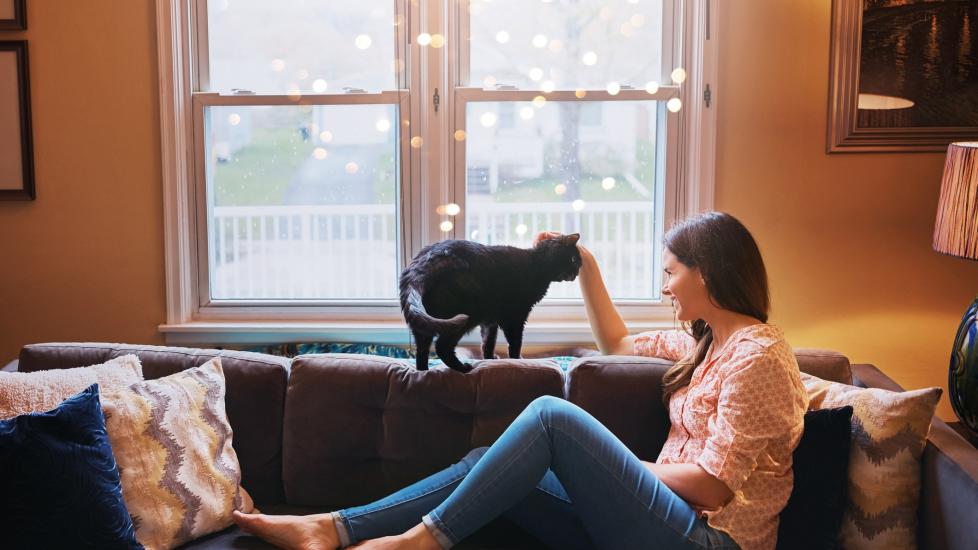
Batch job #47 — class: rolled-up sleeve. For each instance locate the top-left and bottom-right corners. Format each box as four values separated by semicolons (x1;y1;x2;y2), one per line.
696;351;803;493
633;330;695;361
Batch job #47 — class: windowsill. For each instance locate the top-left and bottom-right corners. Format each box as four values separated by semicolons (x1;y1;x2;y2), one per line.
158;320;680;346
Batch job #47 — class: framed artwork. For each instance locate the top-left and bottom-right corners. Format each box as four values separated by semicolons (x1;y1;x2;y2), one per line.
0;40;34;200
0;0;25;30
827;0;978;153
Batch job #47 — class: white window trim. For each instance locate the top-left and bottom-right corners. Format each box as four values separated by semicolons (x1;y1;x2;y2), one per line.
155;0;719;346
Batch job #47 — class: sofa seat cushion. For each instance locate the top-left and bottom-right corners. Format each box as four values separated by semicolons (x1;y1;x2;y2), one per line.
18;343;290;505
282;354;564;507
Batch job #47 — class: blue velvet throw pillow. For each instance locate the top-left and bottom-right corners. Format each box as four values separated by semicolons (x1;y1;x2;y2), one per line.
0;384;141;549
776;405;853;550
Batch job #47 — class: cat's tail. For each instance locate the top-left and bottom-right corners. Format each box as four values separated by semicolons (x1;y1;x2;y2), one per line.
403;287;469;334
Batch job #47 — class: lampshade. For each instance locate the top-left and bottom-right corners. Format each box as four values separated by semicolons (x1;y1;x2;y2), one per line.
933;142;978;261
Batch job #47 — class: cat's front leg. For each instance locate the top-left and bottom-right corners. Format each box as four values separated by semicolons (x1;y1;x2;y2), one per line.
480;324;499;359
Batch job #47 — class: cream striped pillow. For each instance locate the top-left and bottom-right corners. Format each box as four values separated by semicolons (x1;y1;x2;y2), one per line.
802;373;941;550
101;357;255;550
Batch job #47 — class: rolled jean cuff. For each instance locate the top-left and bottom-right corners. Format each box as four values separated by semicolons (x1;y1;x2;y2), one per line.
421;513;455;549
333;512;353;548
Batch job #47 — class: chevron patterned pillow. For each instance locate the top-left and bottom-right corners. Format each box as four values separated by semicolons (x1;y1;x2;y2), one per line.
100;357;255;550
801;373;941;550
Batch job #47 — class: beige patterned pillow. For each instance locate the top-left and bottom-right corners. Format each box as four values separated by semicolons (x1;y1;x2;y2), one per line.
101;357;255;550
802;373;941;550
0;354;143;419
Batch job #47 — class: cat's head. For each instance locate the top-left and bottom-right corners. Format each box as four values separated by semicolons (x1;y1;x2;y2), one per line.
533;233;582;282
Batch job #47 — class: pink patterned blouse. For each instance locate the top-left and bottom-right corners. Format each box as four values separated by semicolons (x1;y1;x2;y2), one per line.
634;324;808;550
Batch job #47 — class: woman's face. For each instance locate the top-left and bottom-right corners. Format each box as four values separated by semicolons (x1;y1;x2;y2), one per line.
662;248;711;322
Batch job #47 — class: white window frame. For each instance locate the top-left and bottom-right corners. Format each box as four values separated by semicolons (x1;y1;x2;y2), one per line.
155;0;719;346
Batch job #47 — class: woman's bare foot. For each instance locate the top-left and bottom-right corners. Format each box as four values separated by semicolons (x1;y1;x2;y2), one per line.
348;523;442;550
232;510;339;550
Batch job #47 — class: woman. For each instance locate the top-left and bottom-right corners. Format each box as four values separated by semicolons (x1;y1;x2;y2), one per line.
234;211;808;550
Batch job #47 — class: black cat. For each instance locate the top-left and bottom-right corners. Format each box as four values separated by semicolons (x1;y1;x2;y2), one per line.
399;234;582;372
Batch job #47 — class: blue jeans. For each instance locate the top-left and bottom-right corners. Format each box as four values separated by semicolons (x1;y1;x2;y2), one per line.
334;396;740;550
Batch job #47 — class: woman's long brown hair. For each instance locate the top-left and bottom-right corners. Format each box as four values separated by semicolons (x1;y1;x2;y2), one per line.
660;212;770;404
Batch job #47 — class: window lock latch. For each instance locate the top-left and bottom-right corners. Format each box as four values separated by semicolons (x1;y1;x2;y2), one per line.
343;86;368;94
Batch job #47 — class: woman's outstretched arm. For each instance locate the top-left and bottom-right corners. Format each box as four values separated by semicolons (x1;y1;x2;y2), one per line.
577;244;636;355
535;231;635;355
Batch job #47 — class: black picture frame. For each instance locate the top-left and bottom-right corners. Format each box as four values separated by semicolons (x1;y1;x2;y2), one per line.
0;40;34;200
0;0;26;31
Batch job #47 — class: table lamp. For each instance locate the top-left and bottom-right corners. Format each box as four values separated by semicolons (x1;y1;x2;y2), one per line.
933;141;978;435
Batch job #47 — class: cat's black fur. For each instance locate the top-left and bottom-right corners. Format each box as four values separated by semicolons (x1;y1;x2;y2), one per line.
399;234;582;372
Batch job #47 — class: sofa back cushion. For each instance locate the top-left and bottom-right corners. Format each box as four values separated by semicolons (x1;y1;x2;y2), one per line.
17;343;289;505
282;354;564;507
794;349;852;385
566;348;854;462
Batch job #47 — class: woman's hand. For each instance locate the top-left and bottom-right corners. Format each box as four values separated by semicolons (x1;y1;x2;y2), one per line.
533;231;594;261
533;231;563;246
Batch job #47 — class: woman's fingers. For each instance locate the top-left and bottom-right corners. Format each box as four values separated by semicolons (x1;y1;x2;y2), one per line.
533;231;563;245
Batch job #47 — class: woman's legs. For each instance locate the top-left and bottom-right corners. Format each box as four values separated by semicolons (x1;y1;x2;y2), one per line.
334;448;593;549
421;395;738;550
241;395;737;549
499;468;596;550
333;447;485;545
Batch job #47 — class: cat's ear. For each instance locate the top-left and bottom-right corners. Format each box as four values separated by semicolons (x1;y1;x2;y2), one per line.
564;233;581;245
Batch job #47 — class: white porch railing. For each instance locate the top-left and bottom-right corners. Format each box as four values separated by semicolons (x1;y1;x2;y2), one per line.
210;201;656;300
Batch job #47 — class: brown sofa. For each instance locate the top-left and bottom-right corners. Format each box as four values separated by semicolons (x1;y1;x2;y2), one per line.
9;343;978;549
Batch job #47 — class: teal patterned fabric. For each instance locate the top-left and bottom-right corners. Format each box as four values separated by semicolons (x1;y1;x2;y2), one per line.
245;342;413;359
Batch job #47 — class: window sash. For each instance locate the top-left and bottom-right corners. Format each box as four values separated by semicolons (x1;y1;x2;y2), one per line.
156;0;718;340
190;92;414;309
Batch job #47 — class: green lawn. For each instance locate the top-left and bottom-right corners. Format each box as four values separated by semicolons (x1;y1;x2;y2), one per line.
213;131;654;206
213;127;315;207
491;175;650;203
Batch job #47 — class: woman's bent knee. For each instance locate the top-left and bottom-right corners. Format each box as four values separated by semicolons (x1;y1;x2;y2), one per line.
529;395;581;423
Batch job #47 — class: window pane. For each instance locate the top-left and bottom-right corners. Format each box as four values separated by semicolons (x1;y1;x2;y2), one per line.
206;0;398;94
205;105;399;300
466;0;665;91
464;100;659;300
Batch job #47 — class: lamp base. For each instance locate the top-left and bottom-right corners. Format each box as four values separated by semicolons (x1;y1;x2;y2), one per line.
949;295;978;436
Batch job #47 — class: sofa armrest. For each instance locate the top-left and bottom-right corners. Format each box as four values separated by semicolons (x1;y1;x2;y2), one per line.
851;363;978;550
2;359;17;372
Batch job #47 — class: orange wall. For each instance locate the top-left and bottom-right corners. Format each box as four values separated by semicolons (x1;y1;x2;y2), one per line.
717;1;978;420
0;1;166;359
1;1;975;420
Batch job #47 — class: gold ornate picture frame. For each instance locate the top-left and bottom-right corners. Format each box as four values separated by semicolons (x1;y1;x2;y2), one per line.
827;0;978;153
